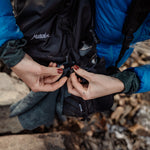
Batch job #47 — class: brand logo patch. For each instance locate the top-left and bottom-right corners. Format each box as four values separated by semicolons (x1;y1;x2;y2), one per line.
31;33;51;40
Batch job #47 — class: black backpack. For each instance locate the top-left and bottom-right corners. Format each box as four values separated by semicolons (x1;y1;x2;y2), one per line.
13;0;114;120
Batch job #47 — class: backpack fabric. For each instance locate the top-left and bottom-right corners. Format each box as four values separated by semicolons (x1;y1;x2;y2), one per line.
14;0;94;66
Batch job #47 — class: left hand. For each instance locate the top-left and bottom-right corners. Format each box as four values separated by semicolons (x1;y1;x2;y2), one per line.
11;54;67;92
67;65;124;100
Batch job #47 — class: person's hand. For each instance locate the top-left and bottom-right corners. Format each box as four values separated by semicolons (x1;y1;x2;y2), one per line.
67;65;124;100
11;54;67;92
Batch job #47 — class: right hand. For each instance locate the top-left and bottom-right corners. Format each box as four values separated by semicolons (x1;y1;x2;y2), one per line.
11;54;67;92
67;65;124;100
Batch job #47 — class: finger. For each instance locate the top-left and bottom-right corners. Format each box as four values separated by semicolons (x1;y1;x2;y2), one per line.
44;75;61;84
49;62;57;67
78;78;82;83
40;76;68;92
60;65;64;69
49;62;53;67
70;73;87;96
72;65;92;81
52;63;57;67
67;78;81;97
40;66;63;76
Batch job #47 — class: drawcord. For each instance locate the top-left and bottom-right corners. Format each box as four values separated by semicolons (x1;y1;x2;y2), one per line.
60;16;76;77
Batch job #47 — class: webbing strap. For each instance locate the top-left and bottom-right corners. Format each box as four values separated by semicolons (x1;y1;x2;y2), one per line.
115;0;150;67
115;34;133;66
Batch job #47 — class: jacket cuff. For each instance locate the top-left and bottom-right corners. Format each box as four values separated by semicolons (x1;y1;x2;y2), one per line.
111;70;140;94
0;39;26;68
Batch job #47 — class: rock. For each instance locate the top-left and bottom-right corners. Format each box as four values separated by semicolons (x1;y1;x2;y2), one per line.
0;61;11;74
130;51;140;62
138;60;146;65
134;39;150;56
132;139;148;150
115;131;133;150
0;131;83;150
119;98;125;106
0;73;30;134
87;137;100;150
111;102;118;111
129;124;150;137
0;105;23;134
0;73;29;105
86;130;93;137
99;116;107;130
111;106;124;122
131;62;138;67
125;59;132;67
134;105;150;130
119;117;126;126
124;97;130;103
140;92;150;102
129;97;138;107
0;132;66;150
76;120;85;129
114;94;120;102
11;71;19;79
129;105;141;117
89;142;99;150
122;105;132;118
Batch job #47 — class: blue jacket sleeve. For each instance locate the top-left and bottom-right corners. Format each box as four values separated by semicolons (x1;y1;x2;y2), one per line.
0;0;23;47
128;65;150;93
126;14;150;93
121;14;150;93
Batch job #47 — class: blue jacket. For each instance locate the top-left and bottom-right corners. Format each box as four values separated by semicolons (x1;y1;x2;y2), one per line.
0;0;150;93
95;0;150;93
0;0;23;47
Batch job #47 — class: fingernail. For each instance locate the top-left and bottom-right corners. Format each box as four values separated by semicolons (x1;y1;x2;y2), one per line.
57;68;63;74
73;65;79;70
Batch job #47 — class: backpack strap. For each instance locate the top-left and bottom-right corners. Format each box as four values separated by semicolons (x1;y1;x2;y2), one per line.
115;0;150;67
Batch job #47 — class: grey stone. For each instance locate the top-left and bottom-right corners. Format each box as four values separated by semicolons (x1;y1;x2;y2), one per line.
0;73;29;133
0;105;23;134
0;73;29;106
0;132;65;150
135;105;150;130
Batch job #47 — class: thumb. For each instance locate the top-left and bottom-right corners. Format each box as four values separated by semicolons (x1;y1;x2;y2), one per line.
72;65;92;81
40;66;63;76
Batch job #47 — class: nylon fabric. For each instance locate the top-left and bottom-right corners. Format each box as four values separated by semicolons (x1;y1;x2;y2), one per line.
14;0;93;65
112;70;140;94
0;39;26;68
0;0;23;47
129;65;150;93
